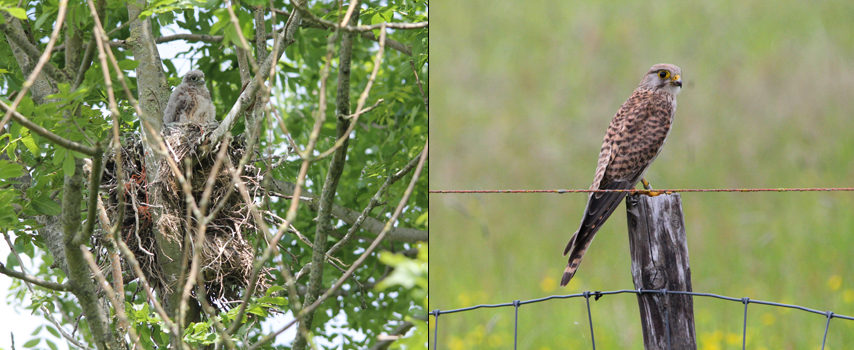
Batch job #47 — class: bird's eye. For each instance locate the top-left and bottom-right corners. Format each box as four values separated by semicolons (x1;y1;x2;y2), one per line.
658;70;669;79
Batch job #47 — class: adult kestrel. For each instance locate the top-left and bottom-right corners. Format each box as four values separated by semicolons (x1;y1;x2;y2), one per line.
162;70;216;125
560;63;683;287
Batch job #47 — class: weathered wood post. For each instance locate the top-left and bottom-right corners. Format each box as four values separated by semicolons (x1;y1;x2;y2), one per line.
625;193;696;350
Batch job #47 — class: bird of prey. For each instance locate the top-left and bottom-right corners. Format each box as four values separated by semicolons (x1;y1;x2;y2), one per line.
560;63;683;287
162;70;217;125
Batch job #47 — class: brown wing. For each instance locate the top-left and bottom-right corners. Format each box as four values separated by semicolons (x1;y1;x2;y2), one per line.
561;89;674;286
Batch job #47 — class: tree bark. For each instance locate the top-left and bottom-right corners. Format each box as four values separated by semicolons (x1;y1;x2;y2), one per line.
625;193;696;350
125;1;186;335
292;8;359;349
61;159;118;350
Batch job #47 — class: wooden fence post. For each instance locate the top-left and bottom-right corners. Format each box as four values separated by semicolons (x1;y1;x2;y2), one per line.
625;193;696;350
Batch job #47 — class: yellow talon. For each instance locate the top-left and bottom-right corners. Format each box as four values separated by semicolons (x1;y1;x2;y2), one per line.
641;178;653;190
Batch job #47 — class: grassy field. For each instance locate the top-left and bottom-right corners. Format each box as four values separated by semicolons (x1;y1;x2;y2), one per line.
429;0;854;349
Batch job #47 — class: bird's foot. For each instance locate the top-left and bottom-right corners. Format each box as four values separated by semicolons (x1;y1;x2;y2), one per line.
641;178;653;190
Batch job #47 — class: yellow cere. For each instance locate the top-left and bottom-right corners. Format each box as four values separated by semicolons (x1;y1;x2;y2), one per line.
673;74;681;81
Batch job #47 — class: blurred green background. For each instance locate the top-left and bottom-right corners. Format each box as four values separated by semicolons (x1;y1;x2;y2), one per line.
429;0;854;349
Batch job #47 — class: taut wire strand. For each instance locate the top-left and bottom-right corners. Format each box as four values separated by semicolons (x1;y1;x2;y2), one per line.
430;187;854;194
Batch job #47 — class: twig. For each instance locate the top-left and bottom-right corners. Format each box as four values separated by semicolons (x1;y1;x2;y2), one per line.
2;234;91;350
0;261;70;291
368;321;414;350
313;24;387;161
342;99;385;120
409;60;428;113
226;0;261;75
94;193;128;336
0;0;70;136
74;144;104;246
327;149;423;256
249;139;428;350
80;247;146;350
270;7;413;56
292;2;427;32
177;134;231;328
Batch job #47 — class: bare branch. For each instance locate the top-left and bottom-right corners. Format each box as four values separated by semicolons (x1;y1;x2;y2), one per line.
75;145;104;246
251;139;428;350
314;24;387;160
327;149;424;257
292;2;427;32
410;60;428;113
266;179;428;243
271;8;412;56
368;321;415;350
0;261;70;291
209;0;305;150
80;247;146;350
292;12;359;345
254;5;269;64
2;234;91;349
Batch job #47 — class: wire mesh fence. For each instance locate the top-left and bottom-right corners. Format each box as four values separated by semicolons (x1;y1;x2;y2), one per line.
429;289;854;350
430;187;854;348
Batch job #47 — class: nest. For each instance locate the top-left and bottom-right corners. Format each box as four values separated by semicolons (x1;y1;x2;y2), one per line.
99;123;270;308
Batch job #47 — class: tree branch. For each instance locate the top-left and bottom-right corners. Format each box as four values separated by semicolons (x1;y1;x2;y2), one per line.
292;1;427;32
208;0;305;151
368;321;415;350
0;100;99;155
250;139;428;350
266;179;428;242
293;7;359;348
0;1;70;134
0;15;69;83
61;158;118;350
0;262;70;291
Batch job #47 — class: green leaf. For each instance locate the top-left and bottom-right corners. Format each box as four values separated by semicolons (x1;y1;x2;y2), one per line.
21;134;39;155
118;59;140;70
415;211;428;226
22;338;40;348
5;139;16;160
0;161;23;179
45;325;60;338
31;194;61;216
46;339;58;350
265;285;284;296
63;153;75;176
257;296;288;306
3;7;28;20
371;13;384;38
34;8;56;30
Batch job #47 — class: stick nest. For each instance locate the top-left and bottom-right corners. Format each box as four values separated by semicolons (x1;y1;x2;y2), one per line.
99;123;270;309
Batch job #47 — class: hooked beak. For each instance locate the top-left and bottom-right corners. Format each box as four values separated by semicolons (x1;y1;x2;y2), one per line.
672;74;682;87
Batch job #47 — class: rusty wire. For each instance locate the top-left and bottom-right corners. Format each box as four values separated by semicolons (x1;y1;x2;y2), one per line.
429;187;854;194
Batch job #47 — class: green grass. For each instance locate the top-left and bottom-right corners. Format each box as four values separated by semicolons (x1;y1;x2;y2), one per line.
430;0;854;349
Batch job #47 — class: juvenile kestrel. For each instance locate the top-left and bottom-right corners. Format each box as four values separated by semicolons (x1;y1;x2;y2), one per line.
560;63;683;287
162;70;216;125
